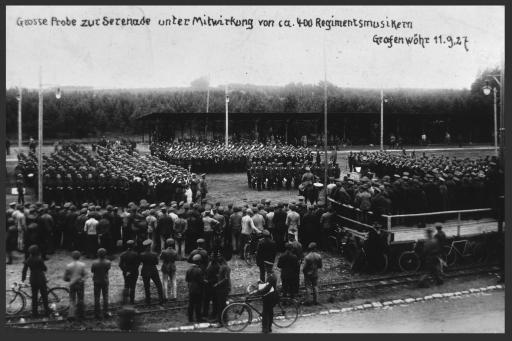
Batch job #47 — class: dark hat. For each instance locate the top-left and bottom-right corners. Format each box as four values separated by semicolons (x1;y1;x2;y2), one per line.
97;248;107;257
308;242;317;250
126;240;135;246
166;238;175;246
71;250;81;260
28;244;40;255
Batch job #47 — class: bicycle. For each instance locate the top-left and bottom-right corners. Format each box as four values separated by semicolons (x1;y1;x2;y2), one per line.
221;284;300;332
6;282;70;316
398;241;449;273
243;232;263;266
445;239;487;267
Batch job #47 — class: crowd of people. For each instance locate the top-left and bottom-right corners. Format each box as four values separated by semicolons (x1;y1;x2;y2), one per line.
7;197;328;331
331;151;504;218
150;140;315;174
14;142;194;206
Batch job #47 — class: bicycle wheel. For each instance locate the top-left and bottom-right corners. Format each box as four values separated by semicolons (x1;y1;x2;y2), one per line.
470;242;488;264
221;302;253;332
398;251;421;273
273;297;299;328
6;290;25;316
243;244;254;266
43;287;70;314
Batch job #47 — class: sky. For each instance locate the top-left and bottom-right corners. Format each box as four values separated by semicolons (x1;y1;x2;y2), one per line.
5;6;505;90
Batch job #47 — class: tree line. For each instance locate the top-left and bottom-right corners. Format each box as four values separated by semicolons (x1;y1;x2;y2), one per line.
5;68;500;140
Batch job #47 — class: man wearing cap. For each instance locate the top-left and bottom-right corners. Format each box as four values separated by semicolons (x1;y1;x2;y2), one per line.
119;240;141;305
277;243;300;298
229;206;243;255
64;251;88;320
173;211;188;259
160;239;178;301
256;230;277;282
213;253;231;323
186;254;206;323
22;245;51;317
91;248;111;319
140;239;165;305
250;260;278;333
303;242;322;305
285;205;300;242
188;239;209;269
157;208;174;253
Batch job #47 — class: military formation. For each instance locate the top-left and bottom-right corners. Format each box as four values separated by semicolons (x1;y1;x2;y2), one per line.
15;142;192;206
150;140;316;174
247;151;341;191
329;151;504;221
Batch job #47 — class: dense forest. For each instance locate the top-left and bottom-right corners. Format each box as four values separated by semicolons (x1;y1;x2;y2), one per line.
5;68;500;140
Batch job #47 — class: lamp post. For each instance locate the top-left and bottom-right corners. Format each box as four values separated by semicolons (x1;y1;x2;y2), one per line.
16;86;22;149
380;89;384;151
225;85;229;147
37;67;61;203
482;75;501;157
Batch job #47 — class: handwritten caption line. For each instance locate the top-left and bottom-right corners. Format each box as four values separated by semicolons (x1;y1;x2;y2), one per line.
14;15;470;51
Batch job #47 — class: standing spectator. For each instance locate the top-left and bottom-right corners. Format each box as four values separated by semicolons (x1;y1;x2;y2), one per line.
319;207;335;250
300;206;317;248
157;208;173;252
303;242;322;305
29;137;36;153
203;254;220;320
256;230;277;282
265;206;275;239
21;245;51;317
97;213;112;255
252;209;266;231
12;204;26;252
277;243;300;298
273;203;287;252
174;211;188;259
38;207;54;257
241;209;261;260
160;238;178;301
6;138;11;155
91;248;111;319
64;251;88;320
186;254;206;323
285;205;300;241
188;238;209;270
119;240;140;305
84;213;99;258
6;218;17;264
418;228;443;287
229;206;243;255
213;254;231;323
140;239;164;305
202;211;219;253
16;174;25;205
146;209;158;251
199;174;208;200
250;261;278;334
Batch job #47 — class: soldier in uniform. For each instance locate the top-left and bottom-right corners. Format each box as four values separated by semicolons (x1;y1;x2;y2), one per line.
140;239;165;305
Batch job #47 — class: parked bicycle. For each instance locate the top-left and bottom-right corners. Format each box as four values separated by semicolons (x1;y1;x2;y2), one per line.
445;238;487;266
221;283;300;332
243;232;264;266
6;282;69;316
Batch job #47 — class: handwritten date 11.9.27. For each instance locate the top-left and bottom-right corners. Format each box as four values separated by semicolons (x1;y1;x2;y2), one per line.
433;35;469;52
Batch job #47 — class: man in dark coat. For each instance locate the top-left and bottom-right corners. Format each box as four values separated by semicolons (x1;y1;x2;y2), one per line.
256;230;277;282
188;238;209;270
277;243;300;298
213;254;231;323
21;245;51;316
186;254;206;323
91;248;111;319
272;203;288;252
139;239;164;305
119;240;140;304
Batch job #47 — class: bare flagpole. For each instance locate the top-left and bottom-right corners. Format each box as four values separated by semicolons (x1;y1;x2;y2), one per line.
323;34;328;204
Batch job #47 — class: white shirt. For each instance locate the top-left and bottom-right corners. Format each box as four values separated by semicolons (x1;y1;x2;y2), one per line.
241;215;261;235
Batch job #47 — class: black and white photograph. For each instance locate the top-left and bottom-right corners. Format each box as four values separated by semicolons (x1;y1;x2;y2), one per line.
4;4;507;334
